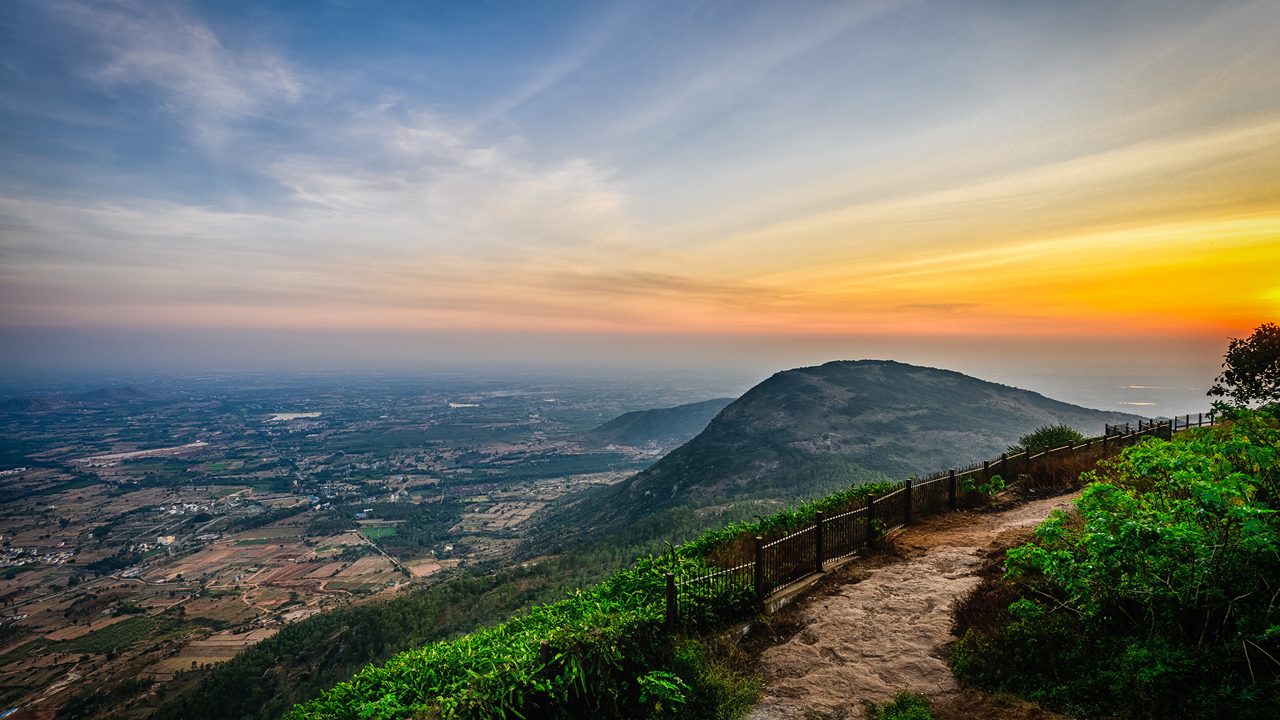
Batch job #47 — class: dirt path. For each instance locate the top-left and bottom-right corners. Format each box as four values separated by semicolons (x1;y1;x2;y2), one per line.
746;493;1079;720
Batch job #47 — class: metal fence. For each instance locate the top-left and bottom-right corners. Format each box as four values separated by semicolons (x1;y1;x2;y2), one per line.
664;412;1222;632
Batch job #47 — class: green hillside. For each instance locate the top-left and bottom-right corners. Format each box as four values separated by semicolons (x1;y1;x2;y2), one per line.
583;397;735;452
531;360;1141;553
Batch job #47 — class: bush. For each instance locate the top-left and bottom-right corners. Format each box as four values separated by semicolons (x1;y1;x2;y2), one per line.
951;411;1280;718
1007;424;1085;454
871;690;934;720
286;549;760;720
1209;322;1280;406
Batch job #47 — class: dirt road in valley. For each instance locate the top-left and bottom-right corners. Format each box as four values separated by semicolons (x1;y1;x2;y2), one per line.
746;493;1079;720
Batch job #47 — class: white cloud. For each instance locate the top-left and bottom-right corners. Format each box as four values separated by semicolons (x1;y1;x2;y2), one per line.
55;0;301;145
264;108;638;264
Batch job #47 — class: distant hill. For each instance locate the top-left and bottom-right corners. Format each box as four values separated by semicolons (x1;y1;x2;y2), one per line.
0;385;153;413
582;398;734;453
530;360;1142;552
0;395;69;412
74;385;151;404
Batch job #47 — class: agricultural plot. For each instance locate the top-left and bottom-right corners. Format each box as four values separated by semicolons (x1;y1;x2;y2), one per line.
147;627;278;677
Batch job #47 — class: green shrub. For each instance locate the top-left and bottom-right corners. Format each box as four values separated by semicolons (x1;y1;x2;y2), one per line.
951;411;1280;719
668;638;760;720
959;473;1004;496
1007;424;1085;453
870;690;934;720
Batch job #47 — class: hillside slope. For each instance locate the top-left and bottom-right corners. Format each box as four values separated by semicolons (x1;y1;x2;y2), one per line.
582;397;734;453
532;360;1140;551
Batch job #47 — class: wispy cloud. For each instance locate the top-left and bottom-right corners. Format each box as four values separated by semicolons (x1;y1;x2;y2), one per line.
53;0;301;146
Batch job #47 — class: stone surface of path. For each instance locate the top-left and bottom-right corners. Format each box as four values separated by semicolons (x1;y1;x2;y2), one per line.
746;493;1078;719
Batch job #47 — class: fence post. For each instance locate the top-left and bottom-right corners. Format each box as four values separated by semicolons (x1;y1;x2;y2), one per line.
983;459;990;482
903;479;913;525
866;497;876;548
1102;434;1109;453
1197;412;1203;427
814;511;825;574
664;573;676;632
1000;452;1008;479
948;469;957;510
753;536;765;612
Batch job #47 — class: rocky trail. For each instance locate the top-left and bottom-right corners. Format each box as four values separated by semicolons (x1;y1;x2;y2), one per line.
746;493;1079;720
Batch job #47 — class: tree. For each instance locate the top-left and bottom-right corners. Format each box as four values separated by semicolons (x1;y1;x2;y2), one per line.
1209;322;1280;406
1008;424;1085;453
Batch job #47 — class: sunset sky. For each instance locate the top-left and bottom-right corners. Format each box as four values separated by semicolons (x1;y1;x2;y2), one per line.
1;0;1277;383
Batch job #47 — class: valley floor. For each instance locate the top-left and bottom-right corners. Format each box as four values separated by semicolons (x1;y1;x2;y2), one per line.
746;493;1078;720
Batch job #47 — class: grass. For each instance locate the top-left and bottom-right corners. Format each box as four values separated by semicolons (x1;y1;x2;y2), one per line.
358;527;397;539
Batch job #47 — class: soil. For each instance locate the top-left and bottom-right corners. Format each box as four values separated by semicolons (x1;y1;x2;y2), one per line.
744;493;1078;720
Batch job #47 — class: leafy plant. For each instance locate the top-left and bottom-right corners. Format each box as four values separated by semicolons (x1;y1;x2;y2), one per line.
637;670;689;715
1007;424;1085;454
1209;322;1280;406
870;690;934;720
951;411;1280;718
959;473;1004;496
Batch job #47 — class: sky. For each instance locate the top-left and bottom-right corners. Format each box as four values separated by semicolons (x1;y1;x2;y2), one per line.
0;0;1277;400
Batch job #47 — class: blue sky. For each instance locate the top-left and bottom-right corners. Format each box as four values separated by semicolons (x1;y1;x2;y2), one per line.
1;0;1277;381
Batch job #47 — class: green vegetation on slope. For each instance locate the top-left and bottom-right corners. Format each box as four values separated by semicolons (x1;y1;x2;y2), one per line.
286;476;904;720
950;407;1280;718
287;555;729;720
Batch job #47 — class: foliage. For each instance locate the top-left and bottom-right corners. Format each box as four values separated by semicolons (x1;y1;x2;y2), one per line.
665;638;760;720
1209;322;1280;406
870;690;934;720
682;479;897;560
285;551;752;720
1007;424;1085;454
58;676;155;719
59;616;179;654
343;500;462;558
86;548;143;575
958;473;1004;496
951;411;1280;718
221;503;307;533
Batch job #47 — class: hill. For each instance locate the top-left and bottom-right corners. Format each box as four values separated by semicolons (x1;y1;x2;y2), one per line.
530;360;1141;551
73;384;151;404
582;397;734;453
0;395;68;412
0;385;152;412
